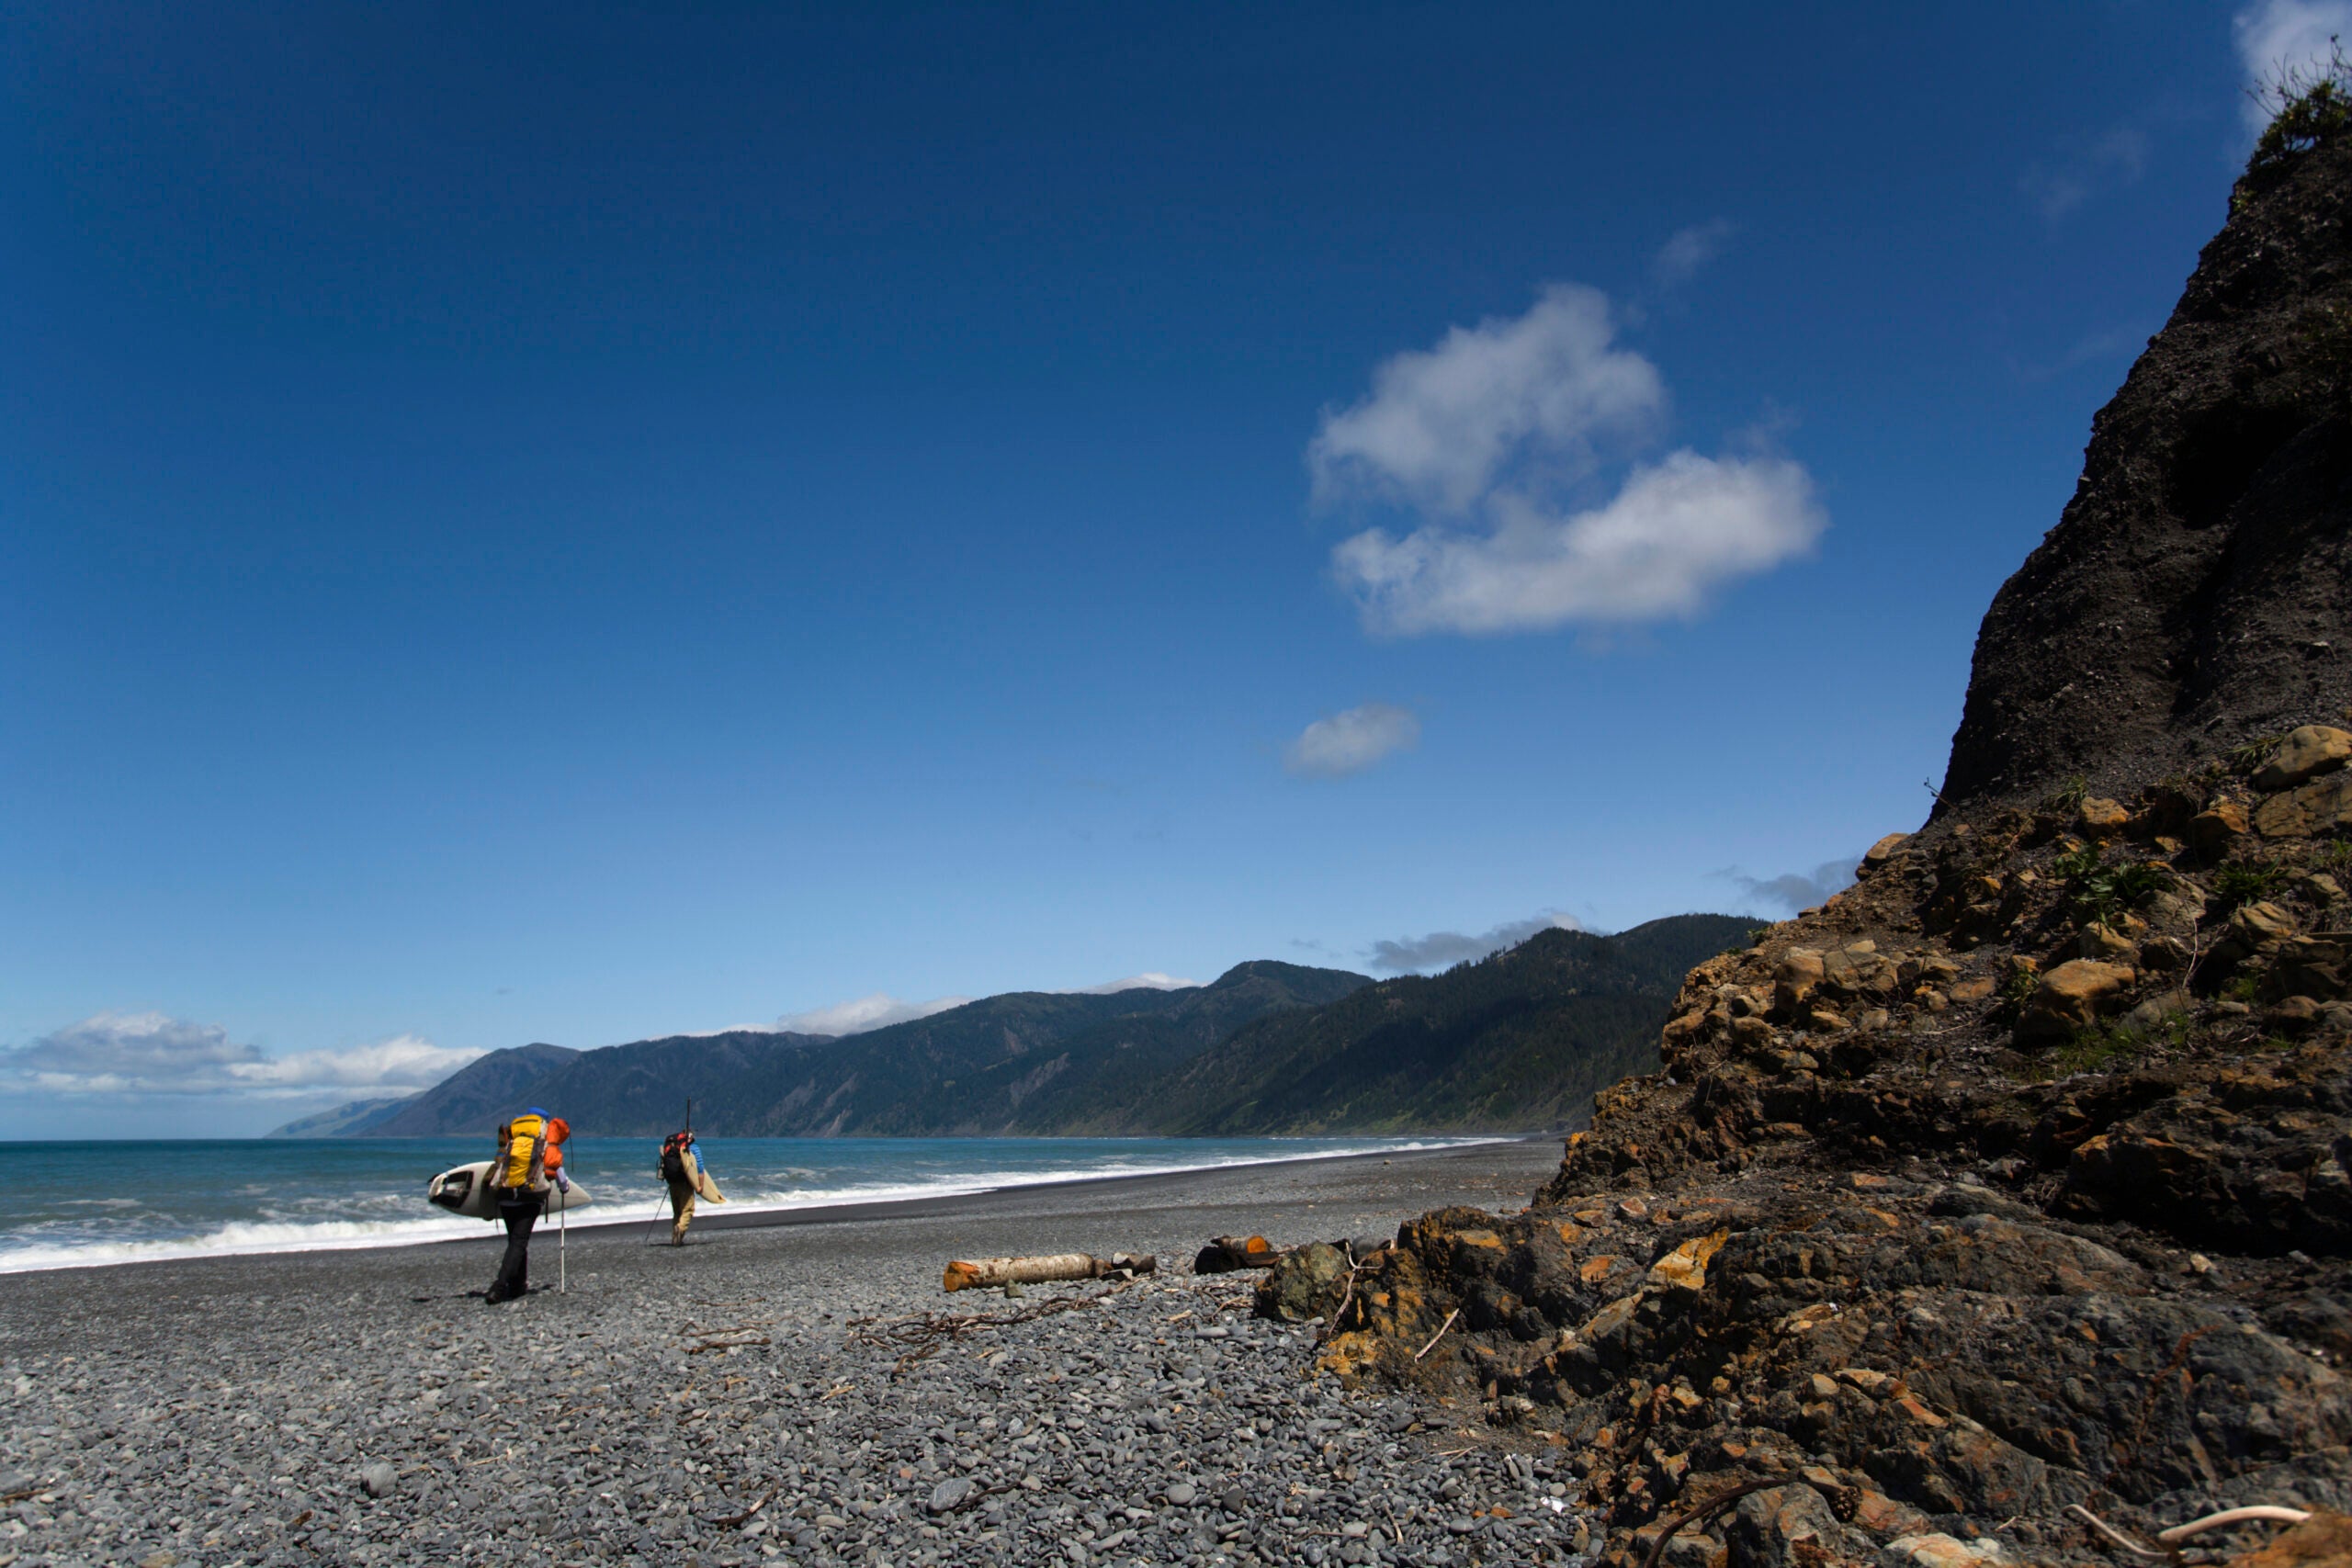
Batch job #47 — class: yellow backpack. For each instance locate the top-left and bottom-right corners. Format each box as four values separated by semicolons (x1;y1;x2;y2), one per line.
493;1113;548;1190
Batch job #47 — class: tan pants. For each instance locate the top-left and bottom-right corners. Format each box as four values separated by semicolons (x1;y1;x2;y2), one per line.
667;1178;696;1243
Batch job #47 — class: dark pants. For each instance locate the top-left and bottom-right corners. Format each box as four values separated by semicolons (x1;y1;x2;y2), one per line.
489;1190;543;1302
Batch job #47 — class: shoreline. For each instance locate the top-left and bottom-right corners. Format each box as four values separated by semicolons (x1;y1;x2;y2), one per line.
617;1133;1544;1239
0;1134;1579;1566
0;1132;1555;1280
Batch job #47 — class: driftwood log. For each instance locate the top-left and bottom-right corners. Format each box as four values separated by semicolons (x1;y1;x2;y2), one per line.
1192;1235;1279;1274
941;1251;1157;1292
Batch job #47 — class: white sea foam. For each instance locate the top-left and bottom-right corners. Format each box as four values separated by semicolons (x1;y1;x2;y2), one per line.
0;1213;491;1274
0;1137;1506;1274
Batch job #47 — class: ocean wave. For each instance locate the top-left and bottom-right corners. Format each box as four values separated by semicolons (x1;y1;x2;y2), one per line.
0;1212;492;1275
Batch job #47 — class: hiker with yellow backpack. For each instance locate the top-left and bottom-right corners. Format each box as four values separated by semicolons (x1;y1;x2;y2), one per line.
484;1108;570;1303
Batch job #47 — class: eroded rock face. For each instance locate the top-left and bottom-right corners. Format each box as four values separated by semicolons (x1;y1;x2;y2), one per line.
1330;126;2352;1568
1939;138;2352;812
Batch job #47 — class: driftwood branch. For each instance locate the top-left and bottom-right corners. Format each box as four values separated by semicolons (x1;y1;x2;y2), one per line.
849;1286;1135;1376
942;1252;1156;1292
2064;1505;2167;1560
1413;1308;1461;1361
2158;1505;2313;1544
710;1481;781;1529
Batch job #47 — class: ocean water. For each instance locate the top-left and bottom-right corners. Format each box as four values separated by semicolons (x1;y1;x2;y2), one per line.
0;1134;1491;1274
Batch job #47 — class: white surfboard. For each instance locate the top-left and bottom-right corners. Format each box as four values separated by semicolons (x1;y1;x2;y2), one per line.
427;1160;595;1221
681;1145;726;1204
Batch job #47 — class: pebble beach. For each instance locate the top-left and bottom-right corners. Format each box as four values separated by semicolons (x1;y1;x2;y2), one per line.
0;1137;1581;1568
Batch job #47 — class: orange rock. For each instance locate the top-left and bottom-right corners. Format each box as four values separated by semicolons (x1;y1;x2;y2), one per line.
2190;799;2253;854
2079;796;2132;832
2256;773;2352;837
1646;1229;1729;1292
2255;725;2352;791
2018;959;2137;1038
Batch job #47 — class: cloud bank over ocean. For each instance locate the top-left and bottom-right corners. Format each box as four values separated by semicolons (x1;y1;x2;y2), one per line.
0;1011;480;1100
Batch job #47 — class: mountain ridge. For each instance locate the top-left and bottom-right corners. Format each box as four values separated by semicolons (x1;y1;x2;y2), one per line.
272;923;1749;1138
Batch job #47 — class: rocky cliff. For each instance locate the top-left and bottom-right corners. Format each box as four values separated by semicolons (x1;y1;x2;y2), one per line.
1942;133;2352;809
1276;111;2352;1568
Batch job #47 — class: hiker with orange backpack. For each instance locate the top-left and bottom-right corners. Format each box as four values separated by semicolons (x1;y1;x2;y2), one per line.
485;1108;570;1303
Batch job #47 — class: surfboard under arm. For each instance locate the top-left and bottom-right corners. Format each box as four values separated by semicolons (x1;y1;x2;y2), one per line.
682;1147;726;1203
427;1160;595;1222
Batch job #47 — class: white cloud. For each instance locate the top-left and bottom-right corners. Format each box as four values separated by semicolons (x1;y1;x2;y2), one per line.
1284;702;1421;777
1335;451;1823;636
1654;220;1737;288
2237;0;2352;129
1063;973;1202;995
0;1012;480;1098
1367;912;1586;973
1311;287;1824;637
1308;284;1665;516
226;1034;479;1090
775;993;973;1036
2019;127;2148;220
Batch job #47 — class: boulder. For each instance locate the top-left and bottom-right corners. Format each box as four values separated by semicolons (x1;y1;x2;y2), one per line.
1859;833;1912;876
2212;900;2297;963
1193;1235;1277;1274
2255;725;2352;791
2076;924;2139;963
1252;1241;1351;1323
1724;1483;1863;1568
2255;773;2352;837
2190;799;2253;855
1776;948;1826;1010
2018;960;2136;1039
2277;936;2347;1000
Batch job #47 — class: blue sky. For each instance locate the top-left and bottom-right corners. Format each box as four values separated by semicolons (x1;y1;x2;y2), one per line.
0;2;2326;1134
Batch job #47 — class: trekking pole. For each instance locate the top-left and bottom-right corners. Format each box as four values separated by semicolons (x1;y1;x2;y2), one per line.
559;1190;568;1294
